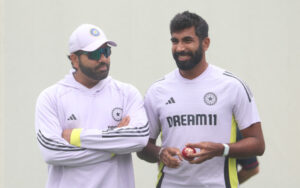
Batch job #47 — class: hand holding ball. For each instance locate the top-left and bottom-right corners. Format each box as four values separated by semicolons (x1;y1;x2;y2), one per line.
182;147;196;161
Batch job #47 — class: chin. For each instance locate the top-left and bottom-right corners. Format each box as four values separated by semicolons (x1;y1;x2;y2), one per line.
176;62;192;70
96;73;109;81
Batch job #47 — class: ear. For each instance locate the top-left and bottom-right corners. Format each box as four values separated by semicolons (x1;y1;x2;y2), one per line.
202;37;210;51
69;54;79;70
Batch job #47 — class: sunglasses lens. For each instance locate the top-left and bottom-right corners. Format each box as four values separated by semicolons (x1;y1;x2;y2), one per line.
87;50;100;60
87;47;111;60
105;47;111;58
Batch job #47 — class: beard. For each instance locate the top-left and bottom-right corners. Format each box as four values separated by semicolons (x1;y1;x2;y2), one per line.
78;59;110;81
173;44;203;71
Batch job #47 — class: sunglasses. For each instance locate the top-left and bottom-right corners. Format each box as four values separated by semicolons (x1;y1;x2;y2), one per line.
76;46;111;61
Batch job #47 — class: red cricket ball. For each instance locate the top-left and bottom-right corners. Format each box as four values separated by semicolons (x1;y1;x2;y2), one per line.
182;147;196;161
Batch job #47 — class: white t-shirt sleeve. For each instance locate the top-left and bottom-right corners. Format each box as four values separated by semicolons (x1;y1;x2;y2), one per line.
233;82;260;130
35;89;113;167
78;85;149;154
144;87;161;140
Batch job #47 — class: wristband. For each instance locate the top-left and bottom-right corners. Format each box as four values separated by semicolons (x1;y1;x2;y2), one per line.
70;128;83;147
222;144;230;156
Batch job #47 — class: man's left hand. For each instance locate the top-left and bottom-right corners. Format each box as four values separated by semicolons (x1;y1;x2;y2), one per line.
62;129;73;143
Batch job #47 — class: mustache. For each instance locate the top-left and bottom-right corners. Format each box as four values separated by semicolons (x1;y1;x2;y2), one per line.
95;62;108;70
173;51;193;58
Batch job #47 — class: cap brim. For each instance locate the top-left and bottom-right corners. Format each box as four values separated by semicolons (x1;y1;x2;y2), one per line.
107;41;117;47
82;39;117;52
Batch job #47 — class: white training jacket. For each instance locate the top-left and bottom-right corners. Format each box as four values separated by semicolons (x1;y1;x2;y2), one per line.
35;71;149;188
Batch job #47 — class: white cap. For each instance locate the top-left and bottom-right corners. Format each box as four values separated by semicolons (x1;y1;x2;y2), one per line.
69;24;117;54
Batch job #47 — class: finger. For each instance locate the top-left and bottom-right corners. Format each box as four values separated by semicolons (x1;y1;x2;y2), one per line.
169;162;180;168
117;116;130;127
189;150;204;158
121;116;130;126
185;143;201;149
167;148;183;162
162;152;181;168
166;158;180;168
186;148;208;163
162;157;172;168
117;119;126;127
176;151;184;161
168;148;180;155
124;116;130;125
168;155;181;166
171;156;181;167
189;156;208;164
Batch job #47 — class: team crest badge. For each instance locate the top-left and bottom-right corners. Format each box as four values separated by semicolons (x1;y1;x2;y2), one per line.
112;107;123;121
90;28;100;36
204;92;217;106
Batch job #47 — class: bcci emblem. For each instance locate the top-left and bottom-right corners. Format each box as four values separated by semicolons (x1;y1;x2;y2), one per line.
90;28;100;36
204;92;217;106
112;107;123;121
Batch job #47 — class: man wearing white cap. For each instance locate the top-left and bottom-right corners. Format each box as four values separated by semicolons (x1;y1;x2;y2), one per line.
35;24;149;188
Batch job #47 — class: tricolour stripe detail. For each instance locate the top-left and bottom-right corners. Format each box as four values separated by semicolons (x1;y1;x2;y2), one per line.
102;122;149;138
103;123;149;133
223;71;252;102
156;162;165;188
224;117;238;188
37;130;85;151
102;134;150;138
103;129;149;135
70;128;82;147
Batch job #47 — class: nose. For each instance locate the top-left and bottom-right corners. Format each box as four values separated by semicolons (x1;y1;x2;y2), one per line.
175;42;185;52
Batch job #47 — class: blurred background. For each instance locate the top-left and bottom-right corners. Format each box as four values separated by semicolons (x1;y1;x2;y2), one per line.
0;0;299;187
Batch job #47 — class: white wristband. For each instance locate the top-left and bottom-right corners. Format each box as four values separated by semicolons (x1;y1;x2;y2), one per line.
222;144;230;156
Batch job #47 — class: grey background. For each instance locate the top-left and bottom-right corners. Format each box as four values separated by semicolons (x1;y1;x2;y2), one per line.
0;0;300;187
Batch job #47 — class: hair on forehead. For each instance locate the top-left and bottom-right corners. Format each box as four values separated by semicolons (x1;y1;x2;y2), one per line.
170;11;209;41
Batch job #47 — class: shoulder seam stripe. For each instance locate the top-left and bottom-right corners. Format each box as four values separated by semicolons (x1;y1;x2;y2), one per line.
223;72;252;102
153;77;166;84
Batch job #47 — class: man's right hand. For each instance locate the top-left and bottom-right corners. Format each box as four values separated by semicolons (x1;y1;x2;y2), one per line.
159;147;183;168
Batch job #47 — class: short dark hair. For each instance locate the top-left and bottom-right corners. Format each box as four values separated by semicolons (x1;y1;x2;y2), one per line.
170;11;209;40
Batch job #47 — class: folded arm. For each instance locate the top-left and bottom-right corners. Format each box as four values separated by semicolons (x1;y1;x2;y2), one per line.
35;90;114;167
63;85;149;155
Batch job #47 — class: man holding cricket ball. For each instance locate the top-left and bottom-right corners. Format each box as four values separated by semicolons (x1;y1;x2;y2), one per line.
137;11;265;188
